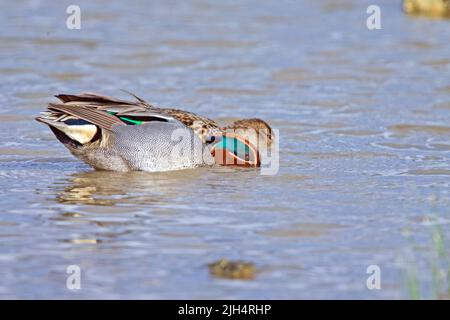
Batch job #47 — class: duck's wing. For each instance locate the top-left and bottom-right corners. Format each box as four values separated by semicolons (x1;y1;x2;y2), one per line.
37;92;182;131
41;93;221;141
60;92;221;132
55;92;140;105
43;103;125;131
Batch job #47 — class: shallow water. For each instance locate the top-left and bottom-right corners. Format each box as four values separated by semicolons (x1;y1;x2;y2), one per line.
1;0;450;299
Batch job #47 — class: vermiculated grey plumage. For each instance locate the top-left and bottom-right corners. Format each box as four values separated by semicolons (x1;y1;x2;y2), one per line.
112;122;214;171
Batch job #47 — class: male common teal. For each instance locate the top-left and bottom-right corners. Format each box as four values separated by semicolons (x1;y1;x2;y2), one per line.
36;92;273;172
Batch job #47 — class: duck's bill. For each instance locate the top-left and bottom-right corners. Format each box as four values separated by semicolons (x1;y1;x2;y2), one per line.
210;133;260;167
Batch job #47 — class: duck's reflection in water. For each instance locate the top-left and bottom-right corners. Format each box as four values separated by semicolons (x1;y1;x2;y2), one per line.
56;168;208;207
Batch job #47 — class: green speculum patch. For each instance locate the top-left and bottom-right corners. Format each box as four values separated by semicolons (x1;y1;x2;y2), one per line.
108;111;144;125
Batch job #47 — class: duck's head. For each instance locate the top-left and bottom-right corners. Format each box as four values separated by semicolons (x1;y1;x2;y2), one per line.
209;118;274;167
224;118;273;146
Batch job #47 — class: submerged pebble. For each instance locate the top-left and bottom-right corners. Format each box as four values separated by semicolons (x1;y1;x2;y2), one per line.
208;259;256;280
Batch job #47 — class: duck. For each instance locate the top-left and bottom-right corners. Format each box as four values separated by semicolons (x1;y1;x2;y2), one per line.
36;92;273;172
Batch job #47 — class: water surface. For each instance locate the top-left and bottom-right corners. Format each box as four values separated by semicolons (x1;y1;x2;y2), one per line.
0;0;450;299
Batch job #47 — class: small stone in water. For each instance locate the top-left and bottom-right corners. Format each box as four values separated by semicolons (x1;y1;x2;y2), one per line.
208;258;255;280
